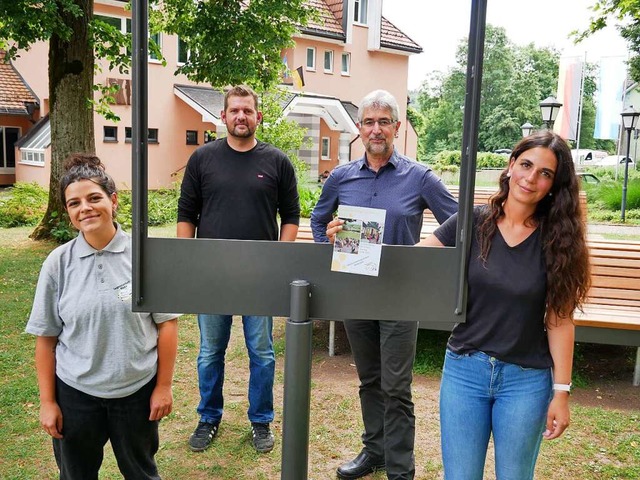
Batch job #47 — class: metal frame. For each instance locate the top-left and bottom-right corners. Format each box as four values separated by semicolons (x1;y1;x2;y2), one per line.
130;1;488;478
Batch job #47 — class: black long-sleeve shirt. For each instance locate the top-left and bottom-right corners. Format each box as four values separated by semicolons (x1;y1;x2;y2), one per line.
178;138;300;240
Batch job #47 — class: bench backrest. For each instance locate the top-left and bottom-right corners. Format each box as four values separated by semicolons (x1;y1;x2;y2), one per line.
586;240;640;309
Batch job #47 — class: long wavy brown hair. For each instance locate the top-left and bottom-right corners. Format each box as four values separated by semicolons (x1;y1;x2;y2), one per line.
477;131;590;324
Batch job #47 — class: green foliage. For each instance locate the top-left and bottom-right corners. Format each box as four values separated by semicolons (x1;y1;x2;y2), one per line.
0;183;47;227
575;0;640;82
298;184;322;218
432;150;462;167
257;89;310;180
426;150;507;171
415;25;560;156
117;184;181;228
155;0;314;88
0;183;182;231
589;178;640;211
413;330;449;376
48;210;77;243
477;152;509;169
89;82;122;122
0;0;84;60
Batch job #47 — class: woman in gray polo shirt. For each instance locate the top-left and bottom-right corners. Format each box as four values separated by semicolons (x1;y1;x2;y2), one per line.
26;154;178;480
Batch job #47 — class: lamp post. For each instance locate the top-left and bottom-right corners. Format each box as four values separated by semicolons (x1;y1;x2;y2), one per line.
521;122;534;137
620;106;640;222
539;96;562;130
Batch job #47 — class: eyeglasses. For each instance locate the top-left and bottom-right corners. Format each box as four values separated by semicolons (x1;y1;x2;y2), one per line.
360;118;395;128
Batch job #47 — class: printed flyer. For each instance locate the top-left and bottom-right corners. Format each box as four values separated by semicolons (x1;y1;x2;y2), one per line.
331;205;386;277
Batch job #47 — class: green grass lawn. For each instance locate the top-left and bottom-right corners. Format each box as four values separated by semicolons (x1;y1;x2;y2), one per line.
1;226;638;479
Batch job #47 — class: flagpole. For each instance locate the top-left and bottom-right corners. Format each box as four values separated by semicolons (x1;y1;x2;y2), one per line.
575;52;586;164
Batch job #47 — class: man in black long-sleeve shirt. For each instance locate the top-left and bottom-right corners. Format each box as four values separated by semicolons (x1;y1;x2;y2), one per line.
177;85;300;454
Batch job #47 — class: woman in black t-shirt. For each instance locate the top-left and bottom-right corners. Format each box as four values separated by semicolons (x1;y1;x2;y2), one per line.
421;131;590;480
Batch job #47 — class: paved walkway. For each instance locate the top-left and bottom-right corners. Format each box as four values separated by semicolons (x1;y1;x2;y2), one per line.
587;223;640;241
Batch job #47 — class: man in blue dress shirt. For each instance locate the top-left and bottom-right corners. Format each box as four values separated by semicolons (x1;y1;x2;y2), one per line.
311;90;457;480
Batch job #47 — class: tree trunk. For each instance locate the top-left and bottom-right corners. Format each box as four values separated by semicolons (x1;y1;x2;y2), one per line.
30;0;95;241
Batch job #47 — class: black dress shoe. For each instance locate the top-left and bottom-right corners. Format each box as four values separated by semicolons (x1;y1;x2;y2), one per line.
336;451;385;479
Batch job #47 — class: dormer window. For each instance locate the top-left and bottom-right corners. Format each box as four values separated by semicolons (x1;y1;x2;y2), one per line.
354;0;368;24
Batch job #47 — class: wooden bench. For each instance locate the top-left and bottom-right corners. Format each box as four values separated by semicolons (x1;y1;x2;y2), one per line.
574;240;640;385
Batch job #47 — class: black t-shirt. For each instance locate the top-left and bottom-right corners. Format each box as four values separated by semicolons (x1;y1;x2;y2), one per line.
177;138;300;240
433;206;552;368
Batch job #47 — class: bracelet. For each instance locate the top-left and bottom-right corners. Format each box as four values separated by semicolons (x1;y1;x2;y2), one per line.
553;383;572;393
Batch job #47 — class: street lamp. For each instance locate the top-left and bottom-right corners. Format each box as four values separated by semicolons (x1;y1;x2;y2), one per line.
539;96;562;129
521;122;534;137
620;105;640;222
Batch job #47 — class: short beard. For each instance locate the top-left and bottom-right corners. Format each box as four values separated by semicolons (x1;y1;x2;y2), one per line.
365;141;391;157
228;125;255;138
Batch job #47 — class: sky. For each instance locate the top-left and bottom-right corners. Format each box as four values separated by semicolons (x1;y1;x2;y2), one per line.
382;0;630;90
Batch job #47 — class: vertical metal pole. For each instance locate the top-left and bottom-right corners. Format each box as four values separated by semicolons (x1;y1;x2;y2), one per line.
633;347;640;387
131;0;149;306
281;280;312;480
455;0;487;315
329;320;335;357
621;128;631;222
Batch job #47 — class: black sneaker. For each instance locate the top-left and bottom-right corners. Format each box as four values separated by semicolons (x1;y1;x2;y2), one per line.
251;422;275;453
188;421;219;452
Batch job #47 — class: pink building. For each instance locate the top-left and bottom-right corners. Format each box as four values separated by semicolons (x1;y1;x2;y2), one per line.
2;0;421;188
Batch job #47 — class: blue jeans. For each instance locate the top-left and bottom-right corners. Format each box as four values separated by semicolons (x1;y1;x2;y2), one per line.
53;376;160;480
196;314;275;424
440;349;552;480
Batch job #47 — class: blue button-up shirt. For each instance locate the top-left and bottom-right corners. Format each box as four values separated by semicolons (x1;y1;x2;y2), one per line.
311;150;458;245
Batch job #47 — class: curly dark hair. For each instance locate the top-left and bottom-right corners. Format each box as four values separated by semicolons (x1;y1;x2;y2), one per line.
59;153;117;206
477;130;590;323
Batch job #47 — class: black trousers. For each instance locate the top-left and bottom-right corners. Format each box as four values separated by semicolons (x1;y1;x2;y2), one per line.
344;319;418;480
52;376;160;480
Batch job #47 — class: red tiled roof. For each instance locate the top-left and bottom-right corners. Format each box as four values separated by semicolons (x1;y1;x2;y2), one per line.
303;0;345;38
380;17;422;53
300;0;421;53
325;0;344;24
0;51;38;115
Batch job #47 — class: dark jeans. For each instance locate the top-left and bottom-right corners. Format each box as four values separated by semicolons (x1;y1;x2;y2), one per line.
344;319;418;480
53;376;160;480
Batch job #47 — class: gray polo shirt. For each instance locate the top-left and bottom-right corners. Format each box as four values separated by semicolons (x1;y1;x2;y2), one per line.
26;225;177;399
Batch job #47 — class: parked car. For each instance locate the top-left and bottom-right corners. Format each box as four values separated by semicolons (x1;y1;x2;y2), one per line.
571;149;608;164
593;155;635;167
493;148;512;155
576;172;600;185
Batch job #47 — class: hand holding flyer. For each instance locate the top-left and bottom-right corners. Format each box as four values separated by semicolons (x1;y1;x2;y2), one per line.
331;205;386;276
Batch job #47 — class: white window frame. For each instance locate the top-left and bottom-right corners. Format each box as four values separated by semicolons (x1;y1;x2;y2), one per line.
321;137;331;160
20;148;45;167
148;32;162;62
341;52;351;76
306;47;316;71
177;37;190;65
324;50;334;73
354;0;368;24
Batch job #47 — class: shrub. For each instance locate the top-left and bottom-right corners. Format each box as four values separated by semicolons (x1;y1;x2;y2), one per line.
427;150;507;171
0;182;182;230
477;152;508;169
589;179;640;211
0;182;48;227
299;184;322;218
117;183;181;228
